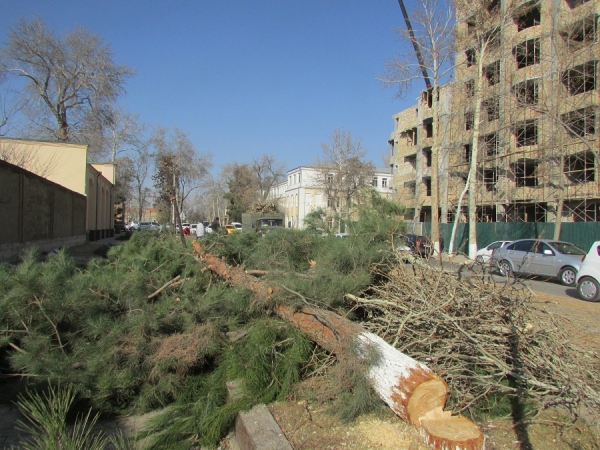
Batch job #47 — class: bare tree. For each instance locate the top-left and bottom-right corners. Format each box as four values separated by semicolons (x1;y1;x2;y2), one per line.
252;154;286;200
0;76;26;137
381;0;455;254
122;145;154;222
0;17;133;143
151;126;212;239
447;0;511;257
315;128;375;231
80;107;145;163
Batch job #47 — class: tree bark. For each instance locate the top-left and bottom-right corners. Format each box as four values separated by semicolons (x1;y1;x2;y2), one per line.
191;241;483;450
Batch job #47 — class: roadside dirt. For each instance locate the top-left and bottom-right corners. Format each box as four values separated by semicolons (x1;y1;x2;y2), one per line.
258;289;600;450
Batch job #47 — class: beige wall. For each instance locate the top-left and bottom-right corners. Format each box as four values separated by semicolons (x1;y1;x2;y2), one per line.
0;138;88;195
0;138;116;235
0;160;87;262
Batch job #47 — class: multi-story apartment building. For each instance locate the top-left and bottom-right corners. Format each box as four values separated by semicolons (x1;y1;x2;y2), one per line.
269;164;393;229
390;0;599;227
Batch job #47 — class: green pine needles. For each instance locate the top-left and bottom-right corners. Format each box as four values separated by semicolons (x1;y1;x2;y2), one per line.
0;212;405;447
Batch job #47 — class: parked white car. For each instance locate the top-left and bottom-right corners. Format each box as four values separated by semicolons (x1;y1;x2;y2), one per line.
576;241;600;302
231;222;243;231
475;240;512;263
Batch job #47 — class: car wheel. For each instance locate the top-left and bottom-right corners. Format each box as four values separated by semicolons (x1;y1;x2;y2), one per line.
578;276;600;302
559;266;577;286
476;255;485;264
498;260;512;277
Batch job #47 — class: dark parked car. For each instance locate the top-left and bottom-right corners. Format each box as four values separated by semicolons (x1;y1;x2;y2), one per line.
491;239;586;286
401;234;433;257
114;220;126;233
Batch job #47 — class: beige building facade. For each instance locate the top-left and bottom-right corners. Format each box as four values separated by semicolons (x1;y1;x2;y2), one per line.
390;0;600;225
0;138;116;240
270;164;393;230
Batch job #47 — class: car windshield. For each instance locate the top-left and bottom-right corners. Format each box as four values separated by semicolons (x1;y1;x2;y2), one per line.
549;241;586;255
257;219;283;227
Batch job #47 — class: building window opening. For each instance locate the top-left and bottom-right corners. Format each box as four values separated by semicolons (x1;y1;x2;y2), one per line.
484;61;500;85
482;168;498;191
382;178;388;188
483;97;500;121
466;17;477;36
566;200;600;221
512;79;539;106
404;180;416;196
513;120;538;147
424;119;434;138
562;61;598;95
477;205;497;222
463;143;471;162
515;3;541;31
465;112;474;130
561;15;599;47
513;159;538;187
504;203;547;222
422;88;434;108
513;39;540;68
482;132;499;156
466;48;476;67
412;127;418;145
372;177;378;187
327;174;334;184
465;79;475;97
486;0;500;13
424;178;432;196
561;107;597;138
564;151;595;183
423;147;432;167
564;0;591;10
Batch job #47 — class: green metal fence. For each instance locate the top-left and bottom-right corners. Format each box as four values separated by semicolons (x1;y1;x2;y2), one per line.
421;221;600;254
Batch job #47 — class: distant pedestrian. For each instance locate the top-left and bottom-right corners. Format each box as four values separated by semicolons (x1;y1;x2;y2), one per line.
211;217;221;233
439;235;445;254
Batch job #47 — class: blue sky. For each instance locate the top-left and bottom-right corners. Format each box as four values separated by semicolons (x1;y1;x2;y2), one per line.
1;0;424;174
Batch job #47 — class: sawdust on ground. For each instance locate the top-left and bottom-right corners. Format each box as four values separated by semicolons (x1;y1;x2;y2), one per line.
257;289;600;450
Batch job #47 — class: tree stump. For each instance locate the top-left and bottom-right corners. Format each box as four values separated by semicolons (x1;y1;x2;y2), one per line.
192;241;483;449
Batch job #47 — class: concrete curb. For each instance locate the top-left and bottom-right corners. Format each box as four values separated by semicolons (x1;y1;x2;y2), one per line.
226;380;292;450
234;404;292;450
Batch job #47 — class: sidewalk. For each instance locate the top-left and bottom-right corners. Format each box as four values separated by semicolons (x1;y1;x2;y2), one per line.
63;235;122;266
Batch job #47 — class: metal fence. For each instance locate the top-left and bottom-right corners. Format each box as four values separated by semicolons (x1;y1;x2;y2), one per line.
422;221;600;254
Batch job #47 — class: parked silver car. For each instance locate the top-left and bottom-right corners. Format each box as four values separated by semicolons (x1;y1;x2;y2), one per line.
139;221;162;232
491;239;586;286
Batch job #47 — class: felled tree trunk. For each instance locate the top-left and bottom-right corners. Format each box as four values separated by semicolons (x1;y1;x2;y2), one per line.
192;241;483;450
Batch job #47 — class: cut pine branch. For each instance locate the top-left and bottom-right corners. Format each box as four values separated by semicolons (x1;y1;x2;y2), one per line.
147;275;181;300
192;241;483;449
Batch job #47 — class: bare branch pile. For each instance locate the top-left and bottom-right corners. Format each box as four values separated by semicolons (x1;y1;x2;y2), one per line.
348;259;600;421
247;201;280;213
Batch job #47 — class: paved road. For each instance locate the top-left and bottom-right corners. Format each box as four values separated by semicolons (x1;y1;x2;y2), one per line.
438;254;600;349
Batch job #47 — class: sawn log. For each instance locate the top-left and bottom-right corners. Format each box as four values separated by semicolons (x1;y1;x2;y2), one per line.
192;241;483;450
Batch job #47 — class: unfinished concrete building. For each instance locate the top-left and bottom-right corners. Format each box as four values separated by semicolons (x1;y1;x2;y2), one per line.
390;0;599;226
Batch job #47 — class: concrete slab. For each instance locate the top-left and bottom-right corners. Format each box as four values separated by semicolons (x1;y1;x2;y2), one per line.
235;404;292;450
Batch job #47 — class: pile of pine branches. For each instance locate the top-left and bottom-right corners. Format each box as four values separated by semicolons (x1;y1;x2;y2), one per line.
1;212;599;447
347;259;600;423
0;224;397;447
